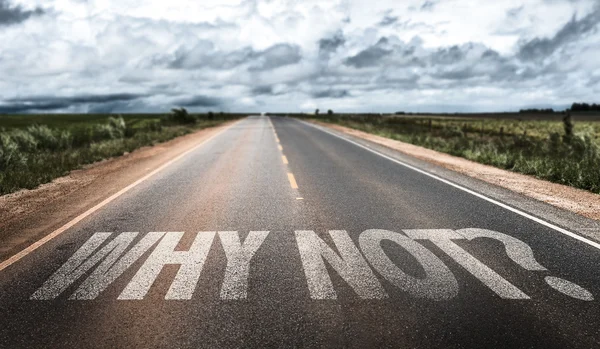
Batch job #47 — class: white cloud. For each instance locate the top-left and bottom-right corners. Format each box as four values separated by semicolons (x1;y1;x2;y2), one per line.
0;0;599;113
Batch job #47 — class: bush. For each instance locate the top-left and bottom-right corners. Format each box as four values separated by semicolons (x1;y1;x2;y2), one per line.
108;116;126;137
11;129;38;152
27;125;59;150
93;116;127;141
0;133;27;171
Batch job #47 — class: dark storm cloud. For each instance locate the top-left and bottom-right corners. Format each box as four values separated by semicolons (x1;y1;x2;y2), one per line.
311;89;350;99
172;95;222;108
0;93;146;113
0;0;45;26
518;6;600;61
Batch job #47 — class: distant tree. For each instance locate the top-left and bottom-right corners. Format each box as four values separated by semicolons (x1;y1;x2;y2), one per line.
571;103;600;112
519;108;555;114
315;109;320;116
327;109;333;115
208;111;214;120
169;107;196;124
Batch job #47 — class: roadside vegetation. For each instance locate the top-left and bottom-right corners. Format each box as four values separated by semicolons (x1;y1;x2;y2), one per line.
0;109;240;195
299;111;600;194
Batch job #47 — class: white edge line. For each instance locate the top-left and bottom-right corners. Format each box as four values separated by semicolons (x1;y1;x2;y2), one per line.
0;119;243;272
297;119;600;251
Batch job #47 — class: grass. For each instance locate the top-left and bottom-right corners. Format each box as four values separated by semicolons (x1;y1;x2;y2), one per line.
299;113;600;194
0;112;242;195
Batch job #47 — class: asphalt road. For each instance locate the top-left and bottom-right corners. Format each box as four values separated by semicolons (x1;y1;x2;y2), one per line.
1;115;599;348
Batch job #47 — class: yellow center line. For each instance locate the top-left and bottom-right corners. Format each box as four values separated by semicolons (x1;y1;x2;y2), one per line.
287;173;299;189
278;144;283;151
282;155;289;164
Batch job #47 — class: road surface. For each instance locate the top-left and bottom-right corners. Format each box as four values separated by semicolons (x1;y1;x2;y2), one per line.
1;115;599;348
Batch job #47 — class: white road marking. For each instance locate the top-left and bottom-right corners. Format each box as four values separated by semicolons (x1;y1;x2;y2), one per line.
544;276;594;301
297;119;600;251
119;232;215;300
456;228;547;271
404;229;530;299
219;231;269;300
32;228;594;301
295;230;387;300
0;120;241;273
31;232;165;300
359;229;458;300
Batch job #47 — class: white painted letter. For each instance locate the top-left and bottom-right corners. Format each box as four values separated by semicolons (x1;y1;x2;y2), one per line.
359;229;458;300
404;229;530;299
31;232;165;300
219;231;269;300
295;230;387;300
456;228;547;271
119;232;215;300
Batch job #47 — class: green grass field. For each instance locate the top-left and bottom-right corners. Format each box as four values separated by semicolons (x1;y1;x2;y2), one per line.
300;113;600;194
0;112;241;195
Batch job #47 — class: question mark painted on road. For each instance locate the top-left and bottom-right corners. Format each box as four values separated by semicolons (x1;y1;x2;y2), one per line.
456;228;594;301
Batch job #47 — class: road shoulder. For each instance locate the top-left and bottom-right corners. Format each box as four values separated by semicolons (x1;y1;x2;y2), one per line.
303;119;600;242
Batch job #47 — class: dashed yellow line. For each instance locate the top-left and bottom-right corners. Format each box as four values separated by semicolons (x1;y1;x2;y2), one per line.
270;117;300;192
287;173;299;189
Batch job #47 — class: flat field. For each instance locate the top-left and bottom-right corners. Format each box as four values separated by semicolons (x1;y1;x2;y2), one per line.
299;112;600;193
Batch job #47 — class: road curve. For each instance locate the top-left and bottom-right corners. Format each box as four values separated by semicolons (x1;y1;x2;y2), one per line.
0;115;599;348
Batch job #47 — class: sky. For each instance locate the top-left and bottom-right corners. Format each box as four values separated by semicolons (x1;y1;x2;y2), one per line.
0;0;599;114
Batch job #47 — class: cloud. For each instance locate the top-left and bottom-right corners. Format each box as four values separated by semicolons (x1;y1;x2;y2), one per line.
420;1;437;11
0;93;147;113
518;6;600;61
0;0;45;26
0;0;599;113
248;44;302;71
318;32;346;58
251;86;275;96
379;14;398;26
344;39;392;68
164;42;302;72
172;95;222;108
311;89;350;99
